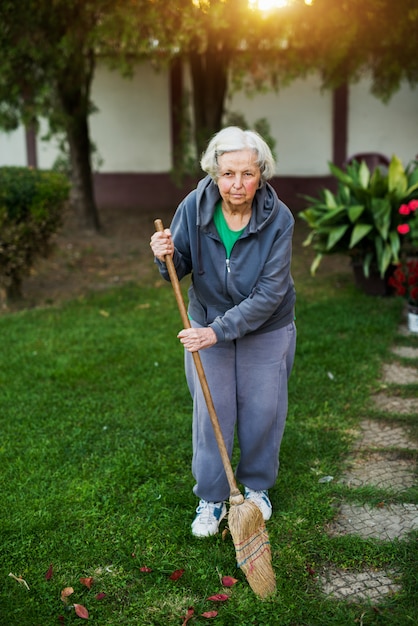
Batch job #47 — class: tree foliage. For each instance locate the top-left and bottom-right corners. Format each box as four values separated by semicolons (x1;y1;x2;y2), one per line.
0;0;163;230
295;0;418;99
156;0;418;161
0;0;416;227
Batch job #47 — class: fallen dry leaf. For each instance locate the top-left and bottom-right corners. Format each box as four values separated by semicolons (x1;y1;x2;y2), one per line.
181;606;194;625
95;592;106;600
80;577;94;589
74;603;89;619
202;611;218;618
169;569;185;581
61;587;74;603
221;576;238;587
140;566;152;573
45;564;53;580
207;594;229;602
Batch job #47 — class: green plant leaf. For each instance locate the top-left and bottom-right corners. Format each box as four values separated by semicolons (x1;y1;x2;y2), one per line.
369;167;388;196
388;230;401;264
339;184;351;205
371;197;391;240
374;237;396;276
327;224;349;250
362;252;374;278
328;162;352;185
379;243;394;276
323;188;338;209
302;230;315;247
405;181;418;196
349;223;373;249
388;154;407;197
358;161;370;189
347;204;365;223
310;253;323;275
407;164;418;187
317;206;346;226
299;208;318;228
300;194;320;205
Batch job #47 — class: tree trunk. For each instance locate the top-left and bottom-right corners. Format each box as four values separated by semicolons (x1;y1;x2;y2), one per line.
189;32;230;158
57;51;101;232
66;113;100;232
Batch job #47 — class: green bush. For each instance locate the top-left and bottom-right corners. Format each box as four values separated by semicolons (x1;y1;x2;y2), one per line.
0;166;70;303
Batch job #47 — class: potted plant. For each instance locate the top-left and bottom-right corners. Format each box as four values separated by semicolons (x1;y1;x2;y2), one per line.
388;198;418;331
388;259;418;332
299;155;418;295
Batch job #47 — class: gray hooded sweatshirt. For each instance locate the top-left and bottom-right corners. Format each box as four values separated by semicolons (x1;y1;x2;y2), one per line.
158;175;296;343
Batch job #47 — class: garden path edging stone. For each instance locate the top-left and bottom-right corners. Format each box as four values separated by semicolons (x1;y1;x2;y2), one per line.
319;319;417;604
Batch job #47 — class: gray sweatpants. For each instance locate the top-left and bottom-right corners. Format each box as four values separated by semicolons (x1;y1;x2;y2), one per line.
184;321;296;502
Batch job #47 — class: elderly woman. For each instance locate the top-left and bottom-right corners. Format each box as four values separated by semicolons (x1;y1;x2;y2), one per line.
150;126;296;537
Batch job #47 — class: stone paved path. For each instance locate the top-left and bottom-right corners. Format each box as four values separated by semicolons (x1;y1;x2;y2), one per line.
339;452;416;491
318;317;418;603
328;503;418;540
353;419;418;450
320;567;402;602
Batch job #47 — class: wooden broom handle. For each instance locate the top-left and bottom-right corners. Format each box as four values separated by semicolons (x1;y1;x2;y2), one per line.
154;219;240;497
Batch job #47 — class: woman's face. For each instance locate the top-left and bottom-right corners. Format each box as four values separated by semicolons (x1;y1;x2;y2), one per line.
216;149;261;212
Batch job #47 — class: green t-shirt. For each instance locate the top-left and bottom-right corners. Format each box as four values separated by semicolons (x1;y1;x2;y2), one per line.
213;202;245;258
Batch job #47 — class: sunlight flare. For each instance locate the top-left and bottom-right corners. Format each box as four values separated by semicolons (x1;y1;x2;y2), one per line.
249;0;313;9
249;0;291;9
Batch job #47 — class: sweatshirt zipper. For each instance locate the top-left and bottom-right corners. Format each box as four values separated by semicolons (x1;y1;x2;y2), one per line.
226;258;231;273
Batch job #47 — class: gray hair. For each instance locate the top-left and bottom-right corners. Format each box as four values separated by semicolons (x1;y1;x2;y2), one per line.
200;126;276;183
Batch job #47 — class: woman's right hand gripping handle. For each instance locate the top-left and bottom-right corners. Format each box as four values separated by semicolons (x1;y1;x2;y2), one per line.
150;228;174;262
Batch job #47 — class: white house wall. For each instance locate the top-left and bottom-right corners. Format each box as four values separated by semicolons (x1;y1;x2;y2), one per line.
35;63;171;172
0;126;26;167
348;79;418;165
37;121;67;169
0;61;417;176
227;74;332;176
89;64;171;172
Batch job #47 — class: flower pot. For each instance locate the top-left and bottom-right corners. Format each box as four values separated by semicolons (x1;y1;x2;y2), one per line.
407;305;418;333
352;262;394;297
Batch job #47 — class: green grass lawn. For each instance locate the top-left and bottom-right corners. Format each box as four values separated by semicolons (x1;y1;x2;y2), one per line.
0;265;417;625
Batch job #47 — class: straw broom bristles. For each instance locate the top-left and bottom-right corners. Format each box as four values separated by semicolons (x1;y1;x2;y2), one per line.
228;493;276;598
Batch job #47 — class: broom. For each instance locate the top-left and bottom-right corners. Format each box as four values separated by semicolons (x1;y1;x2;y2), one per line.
154;219;276;598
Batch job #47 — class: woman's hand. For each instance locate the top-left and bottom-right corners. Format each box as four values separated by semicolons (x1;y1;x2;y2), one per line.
150;229;174;262
177;327;217;352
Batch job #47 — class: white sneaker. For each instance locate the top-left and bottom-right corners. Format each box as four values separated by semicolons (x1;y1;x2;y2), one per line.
191;500;227;537
244;488;272;521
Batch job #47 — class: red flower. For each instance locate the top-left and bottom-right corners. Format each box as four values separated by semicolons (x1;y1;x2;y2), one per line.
397;199;418;248
397;224;410;235
399;203;411;215
389;259;418;305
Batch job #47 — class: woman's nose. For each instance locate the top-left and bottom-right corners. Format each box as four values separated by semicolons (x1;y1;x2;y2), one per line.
232;174;243;188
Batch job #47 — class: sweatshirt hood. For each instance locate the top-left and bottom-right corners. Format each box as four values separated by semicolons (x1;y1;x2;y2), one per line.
195;175;280;232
